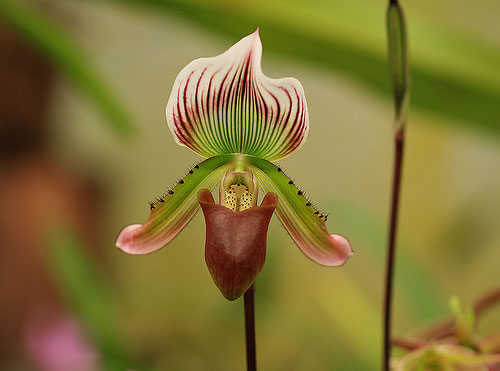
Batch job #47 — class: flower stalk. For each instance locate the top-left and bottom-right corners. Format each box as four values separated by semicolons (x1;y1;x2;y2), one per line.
244;284;257;371
383;0;409;369
383;128;405;370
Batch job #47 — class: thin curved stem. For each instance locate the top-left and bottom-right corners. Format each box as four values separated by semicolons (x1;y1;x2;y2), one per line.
383;128;405;370
383;0;408;368
474;286;500;317
244;284;256;371
392;337;427;351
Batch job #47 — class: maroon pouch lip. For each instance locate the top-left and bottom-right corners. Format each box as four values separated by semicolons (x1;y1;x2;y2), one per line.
198;189;277;300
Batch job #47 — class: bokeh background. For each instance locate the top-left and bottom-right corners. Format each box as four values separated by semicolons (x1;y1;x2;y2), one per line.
1;0;499;369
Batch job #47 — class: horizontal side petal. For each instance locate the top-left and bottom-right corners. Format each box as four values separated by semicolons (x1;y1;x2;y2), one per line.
165;29;309;161
116;155;234;254
246;156;352;266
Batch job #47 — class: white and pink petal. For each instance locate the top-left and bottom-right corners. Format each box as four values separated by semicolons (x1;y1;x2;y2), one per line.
165;29;309;161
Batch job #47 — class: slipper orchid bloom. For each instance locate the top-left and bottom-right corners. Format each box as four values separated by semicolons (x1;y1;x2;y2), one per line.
116;29;352;300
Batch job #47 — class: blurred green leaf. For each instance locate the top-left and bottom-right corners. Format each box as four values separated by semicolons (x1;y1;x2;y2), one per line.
316;274;381;366
115;0;500;134
330;200;448;322
0;0;135;137
44;224;132;370
449;296;476;348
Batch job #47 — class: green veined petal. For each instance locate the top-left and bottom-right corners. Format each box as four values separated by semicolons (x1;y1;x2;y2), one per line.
166;29;309;161
116;154;234;254
246;156;352;266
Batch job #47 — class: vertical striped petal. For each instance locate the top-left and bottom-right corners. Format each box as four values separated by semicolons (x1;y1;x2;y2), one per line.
246;156;352;266
116;155;234;254
166;29;309;161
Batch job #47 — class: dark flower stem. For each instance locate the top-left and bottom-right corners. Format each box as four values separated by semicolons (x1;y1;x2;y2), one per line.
383;0;409;369
383;127;405;370
244;284;256;371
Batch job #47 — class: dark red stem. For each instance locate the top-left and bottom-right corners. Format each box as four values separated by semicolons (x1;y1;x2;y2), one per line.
474;287;500;317
383;127;405;370
244;284;256;371
392;337;427;351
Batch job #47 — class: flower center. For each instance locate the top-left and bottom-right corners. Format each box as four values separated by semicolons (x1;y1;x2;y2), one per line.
220;168;258;212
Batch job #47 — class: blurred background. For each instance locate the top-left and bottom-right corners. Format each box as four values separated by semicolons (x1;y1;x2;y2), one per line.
1;0;499;369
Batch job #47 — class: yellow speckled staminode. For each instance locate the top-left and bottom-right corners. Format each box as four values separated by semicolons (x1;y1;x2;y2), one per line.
220;169;258;212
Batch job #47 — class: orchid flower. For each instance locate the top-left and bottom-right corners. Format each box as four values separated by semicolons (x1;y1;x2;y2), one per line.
116;29;352;300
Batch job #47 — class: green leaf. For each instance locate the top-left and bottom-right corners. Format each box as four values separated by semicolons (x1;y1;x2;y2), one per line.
0;0;135;137
449;296;476;348
330;199;448;322
116;0;500;134
44;224;133;370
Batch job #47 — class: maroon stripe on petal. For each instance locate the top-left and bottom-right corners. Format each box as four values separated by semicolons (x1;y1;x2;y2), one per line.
165;30;309;160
